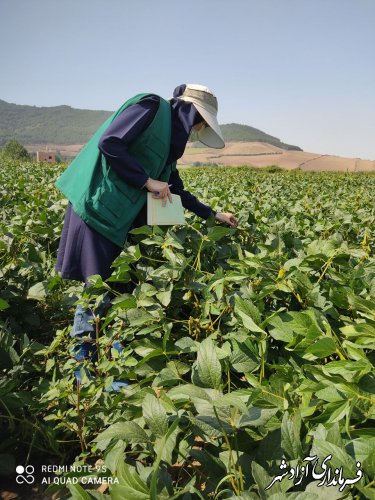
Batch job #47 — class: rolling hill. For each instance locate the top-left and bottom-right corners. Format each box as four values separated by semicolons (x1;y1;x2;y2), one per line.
0;99;111;145
0;99;300;150
220;124;301;150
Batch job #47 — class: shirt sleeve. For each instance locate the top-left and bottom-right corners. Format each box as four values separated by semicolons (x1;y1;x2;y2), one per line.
169;168;215;219
98;95;160;189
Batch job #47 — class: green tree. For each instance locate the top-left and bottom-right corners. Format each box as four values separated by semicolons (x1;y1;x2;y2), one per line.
1;139;31;161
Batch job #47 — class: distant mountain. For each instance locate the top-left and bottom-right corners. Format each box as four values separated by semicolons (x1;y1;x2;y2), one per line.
0;99;301;151
0;99;111;146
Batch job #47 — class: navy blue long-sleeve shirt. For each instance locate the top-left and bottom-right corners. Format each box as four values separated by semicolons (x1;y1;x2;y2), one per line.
98;95;214;219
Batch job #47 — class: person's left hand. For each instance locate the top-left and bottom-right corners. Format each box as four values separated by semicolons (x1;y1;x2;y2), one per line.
215;212;238;227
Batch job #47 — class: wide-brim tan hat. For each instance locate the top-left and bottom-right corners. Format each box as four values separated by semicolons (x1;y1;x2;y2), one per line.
177;84;225;149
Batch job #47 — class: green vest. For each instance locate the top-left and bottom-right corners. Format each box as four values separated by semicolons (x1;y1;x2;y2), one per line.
55;94;175;246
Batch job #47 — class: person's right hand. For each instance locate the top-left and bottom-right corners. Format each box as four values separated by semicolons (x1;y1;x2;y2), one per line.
144;178;172;207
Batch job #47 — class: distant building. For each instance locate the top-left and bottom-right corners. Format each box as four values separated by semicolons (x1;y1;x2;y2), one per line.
37;151;56;163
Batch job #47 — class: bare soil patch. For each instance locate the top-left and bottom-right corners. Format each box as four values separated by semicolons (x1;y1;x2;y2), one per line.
26;144;84;159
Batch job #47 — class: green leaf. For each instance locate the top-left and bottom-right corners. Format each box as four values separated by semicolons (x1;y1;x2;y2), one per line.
85;490;110;500
323;400;350;424
329;286;350;309
340;323;375;338
268;493;316;500
156;289;171;306
142;393;169;437
347;437;375;477
189;416;224;439
234;296;265;334
281;411;303;460
0;298;10;311
249;379;287;409
111;461;149;500
362;447;375;480
95;421;149;444
168;383;212;402
67;483;92;500
27;281;48;301
154;425;180;465
129;225;153;235
239;406;278;428
322;360;371;383
213;393;247;413
45;358;55;373
348;293;375;318
104;441;126;474
206;226;232;241
251;461;286;498
150;417;181;500
355;486;375;500
192;338;222;389
306;239;339;258
315;385;346;403
266;315;295;343
358;373;375;394
126;308;156;326
268;309;323;344
310;439;357;478
304;482;345;499
305;337;337;358
174;336;197;353
230;341;259;373
111;294;137;310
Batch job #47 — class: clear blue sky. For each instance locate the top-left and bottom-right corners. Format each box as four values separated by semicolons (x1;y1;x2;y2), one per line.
1;0;374;159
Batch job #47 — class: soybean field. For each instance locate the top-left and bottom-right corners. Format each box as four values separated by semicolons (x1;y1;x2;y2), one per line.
0;161;374;499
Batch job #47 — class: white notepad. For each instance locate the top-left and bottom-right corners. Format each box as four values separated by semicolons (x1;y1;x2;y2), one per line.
147;192;186;225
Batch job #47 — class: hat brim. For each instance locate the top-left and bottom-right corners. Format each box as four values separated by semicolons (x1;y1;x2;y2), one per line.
195;103;225;149
181;98;225;149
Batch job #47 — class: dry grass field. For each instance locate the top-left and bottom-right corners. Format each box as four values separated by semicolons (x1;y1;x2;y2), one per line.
27;141;375;172
181;142;375;172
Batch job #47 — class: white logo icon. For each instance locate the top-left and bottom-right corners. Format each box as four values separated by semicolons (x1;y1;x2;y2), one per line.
16;465;35;484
